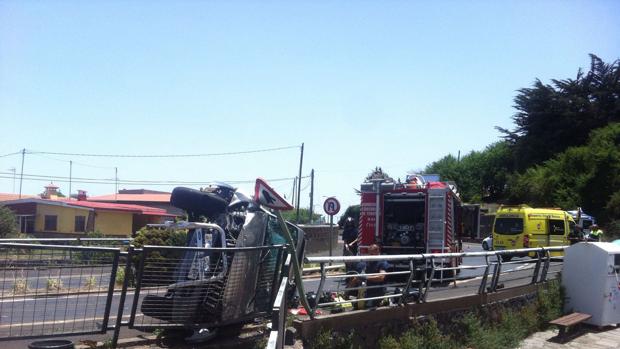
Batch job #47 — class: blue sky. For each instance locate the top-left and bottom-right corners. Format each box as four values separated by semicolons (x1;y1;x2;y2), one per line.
1;0;619;216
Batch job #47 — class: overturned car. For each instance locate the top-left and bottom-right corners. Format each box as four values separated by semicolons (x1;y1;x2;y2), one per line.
138;182;305;339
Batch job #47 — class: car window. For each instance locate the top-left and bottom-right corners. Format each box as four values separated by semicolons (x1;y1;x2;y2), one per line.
494;218;524;235
548;219;565;235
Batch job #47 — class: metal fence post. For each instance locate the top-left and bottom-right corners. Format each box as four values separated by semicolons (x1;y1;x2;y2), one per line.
540;249;551;281
490;254;502;292
112;247;134;348
531;248;543;284
422;256;435;302
313;263;327;316
99;251;119;333
128;248;145;327
398;259;416;305
478;255;491;295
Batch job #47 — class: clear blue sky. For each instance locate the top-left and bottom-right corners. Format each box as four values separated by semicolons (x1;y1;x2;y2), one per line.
1;0;619;217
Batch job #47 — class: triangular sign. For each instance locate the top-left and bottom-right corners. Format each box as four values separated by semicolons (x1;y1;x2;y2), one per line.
255;178;294;211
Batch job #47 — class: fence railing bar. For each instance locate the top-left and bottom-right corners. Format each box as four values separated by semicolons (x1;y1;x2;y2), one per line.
100;251;120;333
0;243;120;252
112;249;133;348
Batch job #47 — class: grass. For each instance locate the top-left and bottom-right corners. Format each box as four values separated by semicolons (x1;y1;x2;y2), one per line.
84;276;97;289
115;267;125;286
46;277;63;291
306;280;564;349
12;278;28;294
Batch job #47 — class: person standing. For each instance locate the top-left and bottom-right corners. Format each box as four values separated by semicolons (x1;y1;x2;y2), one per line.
342;217;359;256
589;224;604;241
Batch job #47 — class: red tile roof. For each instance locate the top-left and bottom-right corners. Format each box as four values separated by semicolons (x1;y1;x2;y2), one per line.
66;200;174;216
2;196;173;216
0;193;37;202
87;193;171;203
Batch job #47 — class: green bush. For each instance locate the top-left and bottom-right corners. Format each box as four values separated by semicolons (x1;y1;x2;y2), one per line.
115;267;125;286
0;206;18;238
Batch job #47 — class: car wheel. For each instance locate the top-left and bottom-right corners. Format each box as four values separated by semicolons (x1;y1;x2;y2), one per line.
482;241;489;251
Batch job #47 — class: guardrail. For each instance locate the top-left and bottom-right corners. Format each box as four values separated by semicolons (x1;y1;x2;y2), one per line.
303;246;566;316
0;241;290;348
265;246;567;349
0;243;121;340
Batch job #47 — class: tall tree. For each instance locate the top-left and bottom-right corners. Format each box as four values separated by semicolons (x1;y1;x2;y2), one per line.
507;123;620;223
497;54;620;170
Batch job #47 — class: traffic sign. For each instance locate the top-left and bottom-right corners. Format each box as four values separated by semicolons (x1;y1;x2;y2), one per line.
323;197;340;216
255;178;294;211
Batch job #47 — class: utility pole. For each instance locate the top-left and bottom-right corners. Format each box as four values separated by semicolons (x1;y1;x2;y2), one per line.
18;148;25;199
309;169;314;224
296;143;304;223
115;167;118;200
8;167;16;193
69;160;73;199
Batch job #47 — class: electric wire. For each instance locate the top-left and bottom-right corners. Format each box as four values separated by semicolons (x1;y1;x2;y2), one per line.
0;172;309;186
28;153;116;169
0;151;21;158
26;145;300;158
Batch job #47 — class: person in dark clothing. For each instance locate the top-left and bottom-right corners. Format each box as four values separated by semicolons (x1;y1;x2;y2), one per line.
342;217;359;256
350;244;390;307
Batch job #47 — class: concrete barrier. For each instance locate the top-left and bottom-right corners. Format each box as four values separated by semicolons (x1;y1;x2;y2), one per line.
299;225;340;257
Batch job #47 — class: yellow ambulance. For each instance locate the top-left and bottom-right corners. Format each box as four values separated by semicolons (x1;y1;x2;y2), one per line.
492;205;576;260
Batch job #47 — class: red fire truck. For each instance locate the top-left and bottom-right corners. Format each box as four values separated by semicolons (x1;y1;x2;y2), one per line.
358;173;468;265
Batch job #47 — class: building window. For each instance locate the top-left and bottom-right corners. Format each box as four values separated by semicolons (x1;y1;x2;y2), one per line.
75;216;86;233
44;215;58;231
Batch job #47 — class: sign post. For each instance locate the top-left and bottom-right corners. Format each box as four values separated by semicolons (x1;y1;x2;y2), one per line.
323;197;341;259
255;178;314;318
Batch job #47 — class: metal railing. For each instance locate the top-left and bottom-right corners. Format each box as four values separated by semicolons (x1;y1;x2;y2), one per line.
0;240;291;348
0;243;121;340
267;254;292;349
127;244;286;330
303;246;566;315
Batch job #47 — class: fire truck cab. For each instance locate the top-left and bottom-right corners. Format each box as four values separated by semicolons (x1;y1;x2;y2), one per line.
358;174;464;260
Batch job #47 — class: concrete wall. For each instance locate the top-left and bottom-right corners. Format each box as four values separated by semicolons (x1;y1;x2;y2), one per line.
296;282;547;347
299;224;340;257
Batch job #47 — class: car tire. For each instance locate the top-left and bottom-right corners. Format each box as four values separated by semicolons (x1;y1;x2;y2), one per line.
482;241;489;251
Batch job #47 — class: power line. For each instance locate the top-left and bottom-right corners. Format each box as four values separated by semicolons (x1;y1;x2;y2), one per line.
26;145;300;158
28;153;116;169
0;151;21;158
0;171;310;186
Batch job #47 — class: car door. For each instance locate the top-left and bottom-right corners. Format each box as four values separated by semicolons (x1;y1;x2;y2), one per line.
529;218;548;248
547;218;567;256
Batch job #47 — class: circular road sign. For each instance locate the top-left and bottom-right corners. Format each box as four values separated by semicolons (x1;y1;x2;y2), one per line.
323;197;341;216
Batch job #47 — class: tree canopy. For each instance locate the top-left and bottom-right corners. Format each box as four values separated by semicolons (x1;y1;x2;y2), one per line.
423;54;619;236
497;54;620;170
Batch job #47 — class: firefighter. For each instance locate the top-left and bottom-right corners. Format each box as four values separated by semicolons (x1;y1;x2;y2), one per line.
342;217;359;257
589;224;604;241
350;244;391;307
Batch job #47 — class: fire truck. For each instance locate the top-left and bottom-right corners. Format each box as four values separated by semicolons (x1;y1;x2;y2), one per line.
358;173;471;272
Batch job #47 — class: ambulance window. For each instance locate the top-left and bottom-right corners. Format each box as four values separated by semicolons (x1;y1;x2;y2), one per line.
494;218;523;235
548;220;565;235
